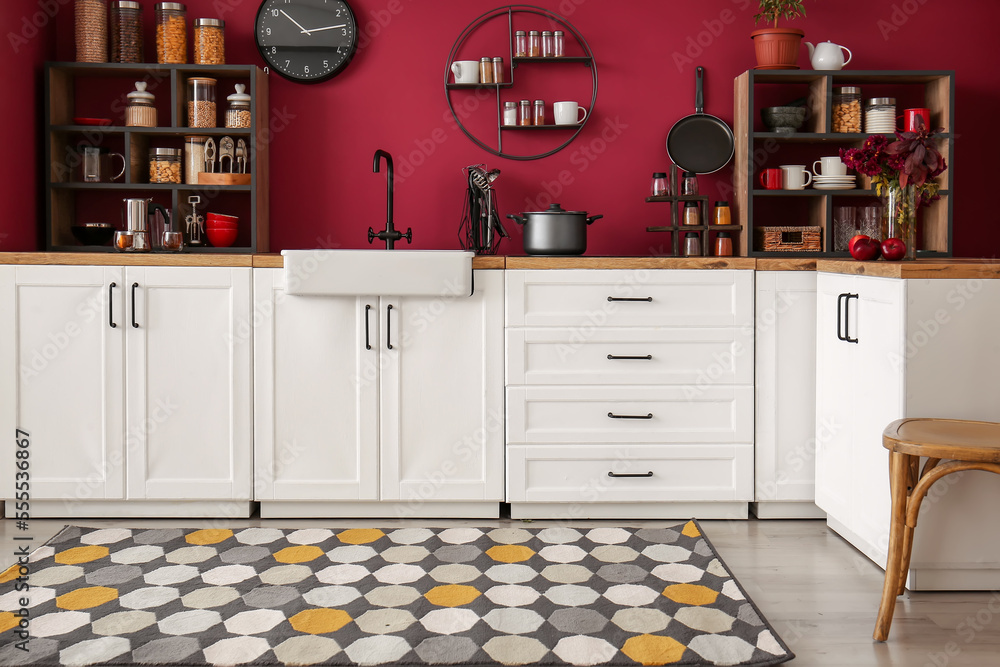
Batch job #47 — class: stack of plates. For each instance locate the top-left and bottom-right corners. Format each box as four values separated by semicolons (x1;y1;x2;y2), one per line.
813;175;857;190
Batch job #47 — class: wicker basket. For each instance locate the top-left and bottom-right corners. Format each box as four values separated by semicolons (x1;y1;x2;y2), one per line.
755;226;822;252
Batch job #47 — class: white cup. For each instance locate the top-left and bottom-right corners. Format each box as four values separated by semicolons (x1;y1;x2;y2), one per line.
780;164;813;190
451;60;479;84
812;156;847;177
553;101;588;125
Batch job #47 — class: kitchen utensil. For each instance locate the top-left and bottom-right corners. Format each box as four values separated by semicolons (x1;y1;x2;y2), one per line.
761;106;806;134
451;60;479;84
759;168;783;190
123;197;170;252
461;164;508;255
812;157;847;177
506;203;602;256
806;41;852;70
780;165;812;190
204;137;216;173
71;222;116;246
219;136;235;173
79;146;126;183
236;138;247;173
901;108;930;133
553;101;587;125
666;66;735;174
185;195;204;246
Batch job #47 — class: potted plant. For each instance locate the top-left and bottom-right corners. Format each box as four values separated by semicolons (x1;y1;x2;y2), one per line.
751;0;810;69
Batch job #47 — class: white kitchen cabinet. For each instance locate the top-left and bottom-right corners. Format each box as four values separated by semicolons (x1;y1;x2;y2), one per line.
0;265;253;516
506;269;755;519
815;272;1000;590
753;271;825;518
254;269;505;518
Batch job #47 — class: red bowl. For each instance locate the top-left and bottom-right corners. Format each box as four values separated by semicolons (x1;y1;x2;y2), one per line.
206;221;238;229
206;212;238;225
206;227;238;248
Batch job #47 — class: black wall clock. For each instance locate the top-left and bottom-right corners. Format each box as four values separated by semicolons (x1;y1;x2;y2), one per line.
255;0;358;83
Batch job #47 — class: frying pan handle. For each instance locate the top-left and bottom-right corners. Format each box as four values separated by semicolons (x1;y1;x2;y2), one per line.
586;215;604;225
506;214;527;225
696;66;704;114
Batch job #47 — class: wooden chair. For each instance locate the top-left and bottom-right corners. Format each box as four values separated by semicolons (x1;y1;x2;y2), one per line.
874;418;1000;641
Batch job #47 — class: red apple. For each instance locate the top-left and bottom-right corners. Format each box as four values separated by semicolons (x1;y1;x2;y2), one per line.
849;236;882;261
881;237;906;261
848;234;868;255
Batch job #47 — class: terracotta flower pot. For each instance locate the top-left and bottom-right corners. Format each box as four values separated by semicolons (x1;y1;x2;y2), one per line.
750;27;804;69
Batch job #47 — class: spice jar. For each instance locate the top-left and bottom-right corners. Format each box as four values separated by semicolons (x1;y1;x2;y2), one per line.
184;136;207;184
187;77;216;128
650;172;669;197
714;231;733;257
111;1;143;63
683;201;700;226
492;57;504;84
712;201;731;225
126;81;157;127
865;97;897;133
681;171;699;195
76;0;108;62
528;31;541;57
553;30;565;57
533;100;545;126
683;232;701;257
156;2;187;64
149;147;182;183
542;31;554;57
479;57;494;84
193;18;225;64
503;101;517;127
514;30;527;58
519;100;532;126
225;84;251;129
832;86;862;133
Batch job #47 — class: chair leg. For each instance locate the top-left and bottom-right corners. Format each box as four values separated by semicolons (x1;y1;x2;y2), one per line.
874;450;909;641
896;525;914;596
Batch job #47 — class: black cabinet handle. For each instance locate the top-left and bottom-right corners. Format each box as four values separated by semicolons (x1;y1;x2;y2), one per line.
607;354;652;361
845;294;859;344
608;471;654;478
607;296;652;302
386;304;393;350
608;412;653;420
109;282;117;328
836;293;847;341
364;305;372;350
131;283;139;328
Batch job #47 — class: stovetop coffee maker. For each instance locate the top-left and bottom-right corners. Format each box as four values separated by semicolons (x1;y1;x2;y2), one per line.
122;198;171;252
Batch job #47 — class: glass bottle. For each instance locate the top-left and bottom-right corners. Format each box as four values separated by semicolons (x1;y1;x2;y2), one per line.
714;232;733;256
650;172;669;197
533;100;545;126
553;30;565;57
683;201;700;226
155;2;187;64
683;232;701;257
528;31;541;57
681;171;698;195
519;100;532;126
713;201;731;225
479;57;494;84
126;81;157;127
187;76;217;128
542;31;554;57
503;101;517;126
76;0;108;62
193;18;225;65
514;30;527;57
184;135;207;185
492;57;504;84
225;83;251;129
832;86;862;133
110;1;143;63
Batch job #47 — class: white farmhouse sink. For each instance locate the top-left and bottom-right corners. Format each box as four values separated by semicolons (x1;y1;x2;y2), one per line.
281;249;475;297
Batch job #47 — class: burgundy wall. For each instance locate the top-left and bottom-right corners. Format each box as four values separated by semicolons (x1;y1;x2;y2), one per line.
2;0;999;256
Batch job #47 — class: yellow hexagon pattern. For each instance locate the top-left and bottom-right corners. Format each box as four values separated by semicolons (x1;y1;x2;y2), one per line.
336;529;385;545
662;584;719;606
289;609;352;634
424;585;481;607
274;546;324;564
622;634;686;665
185;529;234;545
56;586;118;610
55;546;109;565
485;545;535;563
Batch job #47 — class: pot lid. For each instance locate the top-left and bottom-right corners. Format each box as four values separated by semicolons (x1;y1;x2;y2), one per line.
525;203;587;215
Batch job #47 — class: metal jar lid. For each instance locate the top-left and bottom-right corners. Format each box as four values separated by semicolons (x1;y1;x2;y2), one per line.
834;86;861;94
480;57;491;62
194;18;224;27
554;30;564;35
156;2;186;10
149;147;182;157
529;30;540;35
866;97;896;106
515;30;526;35
542;31;552;35
113;1;141;9
504;101;516;108
652;172;667;178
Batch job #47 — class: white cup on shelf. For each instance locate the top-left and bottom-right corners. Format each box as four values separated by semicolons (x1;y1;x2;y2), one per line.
451;61;480;84
553;101;588;125
812;156;848;177
780;164;813;190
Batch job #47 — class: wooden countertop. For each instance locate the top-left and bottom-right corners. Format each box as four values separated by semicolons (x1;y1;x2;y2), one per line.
504;256;756;270
816;259;1000;279
0;252;255;267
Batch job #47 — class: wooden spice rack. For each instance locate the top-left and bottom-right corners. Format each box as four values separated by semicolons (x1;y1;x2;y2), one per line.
43;62;269;253
645;166;742;257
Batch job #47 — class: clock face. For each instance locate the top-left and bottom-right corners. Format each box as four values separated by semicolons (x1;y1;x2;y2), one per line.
255;0;358;83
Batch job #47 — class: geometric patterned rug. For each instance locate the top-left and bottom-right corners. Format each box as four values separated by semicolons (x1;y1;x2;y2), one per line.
0;521;793;666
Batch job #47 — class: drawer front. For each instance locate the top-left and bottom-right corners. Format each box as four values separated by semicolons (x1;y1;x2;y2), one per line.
506;270;754;328
506;444;753;503
506;385;753;444
506;327;753;385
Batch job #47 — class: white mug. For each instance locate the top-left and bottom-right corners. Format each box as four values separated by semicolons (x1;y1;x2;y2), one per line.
812;156;847;177
780;164;813;190
451;60;479;84
554;101;588;125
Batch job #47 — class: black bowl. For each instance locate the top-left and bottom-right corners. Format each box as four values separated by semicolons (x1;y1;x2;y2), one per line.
72;223;116;246
761;106;807;134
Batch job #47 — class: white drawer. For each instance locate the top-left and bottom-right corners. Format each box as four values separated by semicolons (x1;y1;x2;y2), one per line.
506;270;753;328
506;444;753;503
506;385;753;444
506;327;753;385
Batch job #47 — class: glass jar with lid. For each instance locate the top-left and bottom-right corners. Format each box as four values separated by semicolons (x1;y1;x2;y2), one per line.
650;172;669;197
110;1;142;63
712;201;731;225
533;100;545;126
832;86;862;133
681;171;699;195
193;18;225;64
519;100;532;126
503;101;517;127
714;231;733;257
865;97;897;133
184;136;207;184
149;147;182;183
528;31;541;57
683;232;701;257
155;2;187;64
514;31;527;57
683;201;700;226
553;30;565;57
225;84;251;129
76;0;108;62
541;31;554;57
126;81;157;127
187;77;217;128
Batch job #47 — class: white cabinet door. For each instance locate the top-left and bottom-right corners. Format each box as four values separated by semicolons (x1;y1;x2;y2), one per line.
0;265;125;501
125;267;252;501
253;269;378;501
814;273;856;521
381;271;505;502
755;271;818;503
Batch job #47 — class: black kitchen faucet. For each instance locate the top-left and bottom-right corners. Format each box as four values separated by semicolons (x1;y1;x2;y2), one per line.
368;149;412;249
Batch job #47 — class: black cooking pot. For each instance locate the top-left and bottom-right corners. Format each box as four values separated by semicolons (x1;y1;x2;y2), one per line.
507;204;603;255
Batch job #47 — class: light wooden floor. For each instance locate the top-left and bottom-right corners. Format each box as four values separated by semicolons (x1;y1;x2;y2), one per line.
3;517;999;666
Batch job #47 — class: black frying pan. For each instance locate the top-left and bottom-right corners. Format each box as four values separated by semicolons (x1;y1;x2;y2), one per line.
666;66;735;174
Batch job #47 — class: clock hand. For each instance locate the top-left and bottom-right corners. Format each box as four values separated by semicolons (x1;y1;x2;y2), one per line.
280;10;311;36
299;24;347;34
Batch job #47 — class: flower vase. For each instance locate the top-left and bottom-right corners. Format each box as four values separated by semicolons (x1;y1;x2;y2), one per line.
882;184;917;260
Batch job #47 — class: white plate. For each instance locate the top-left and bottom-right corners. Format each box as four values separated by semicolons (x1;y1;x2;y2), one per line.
814;178;856;184
813;183;856;190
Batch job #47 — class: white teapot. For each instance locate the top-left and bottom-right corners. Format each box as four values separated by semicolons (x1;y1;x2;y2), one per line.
806;41;852;70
